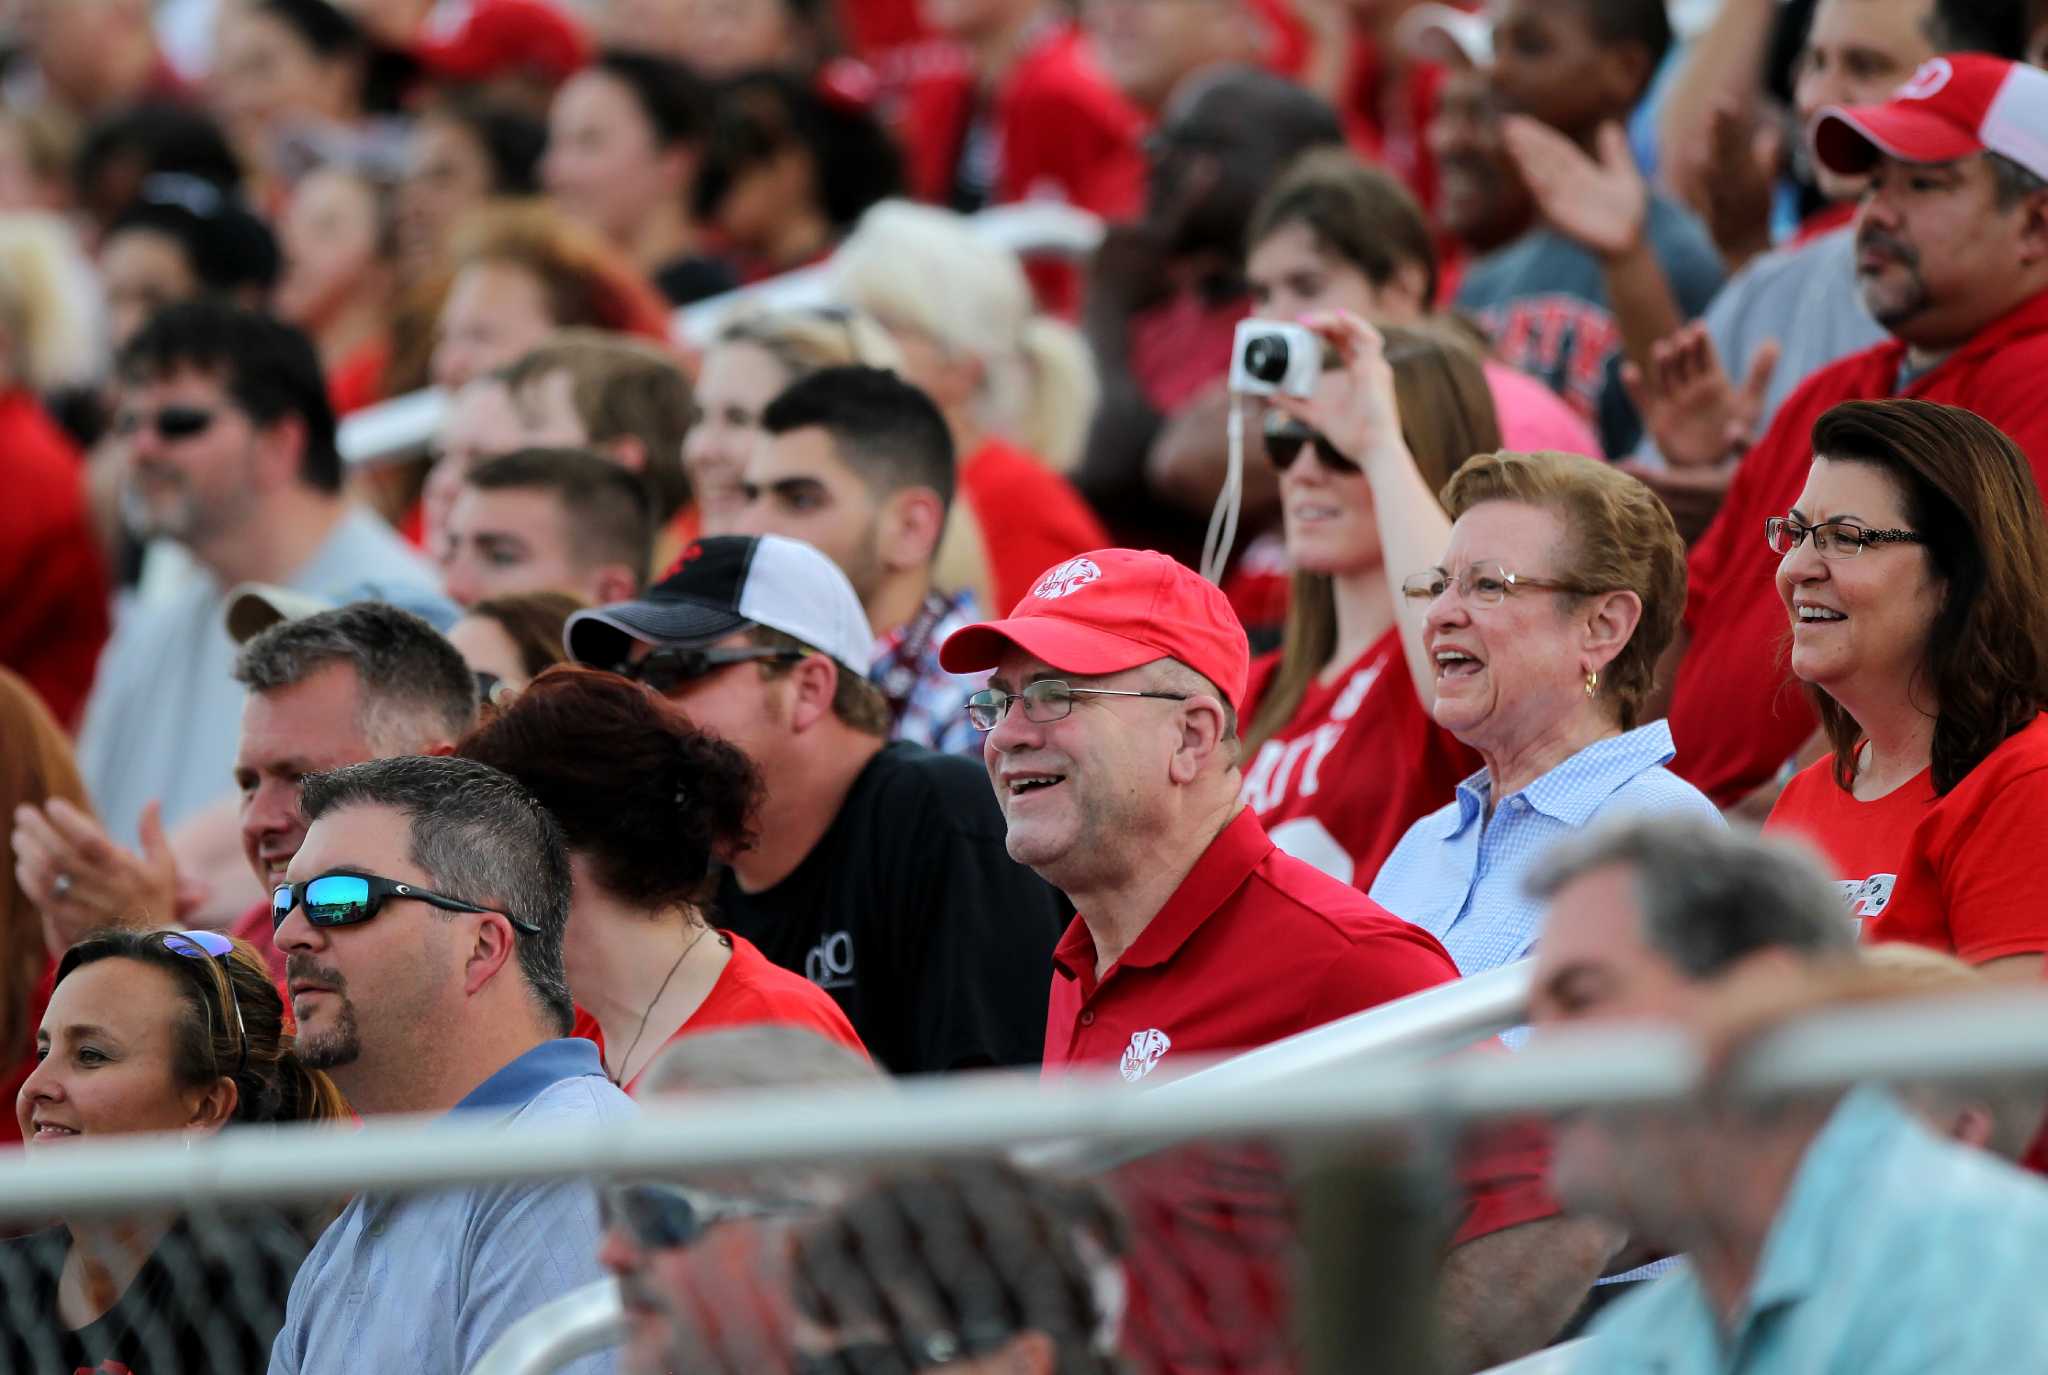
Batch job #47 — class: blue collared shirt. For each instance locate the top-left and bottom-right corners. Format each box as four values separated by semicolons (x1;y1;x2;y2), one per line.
269;1039;635;1375
1583;1086;2048;1373
1369;721;1722;974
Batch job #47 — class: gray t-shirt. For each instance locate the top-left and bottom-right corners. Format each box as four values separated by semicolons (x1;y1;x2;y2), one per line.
75;505;442;844
1636;224;1888;464
1456;192;1727;458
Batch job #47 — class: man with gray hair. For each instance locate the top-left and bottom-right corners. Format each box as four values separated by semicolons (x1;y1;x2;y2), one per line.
14;602;478;980
1526;815;2048;1368
271;755;633;1375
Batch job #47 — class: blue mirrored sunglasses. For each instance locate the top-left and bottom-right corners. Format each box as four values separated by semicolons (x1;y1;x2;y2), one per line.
161;929;247;1077
271;871;541;935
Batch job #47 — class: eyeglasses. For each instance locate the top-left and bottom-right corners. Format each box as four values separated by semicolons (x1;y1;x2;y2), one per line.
161;929;248;1078
1400;563;1596;606
620;646;806;694
965;679;1190;731
1262;413;1357;474
113;405;216;443
271;870;541;935
601;1181;799;1250
1764;516;1925;560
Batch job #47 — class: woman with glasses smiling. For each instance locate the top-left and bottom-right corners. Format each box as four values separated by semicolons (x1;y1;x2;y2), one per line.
3;928;347;1373
1763;400;2048;970
1277;311;1720;975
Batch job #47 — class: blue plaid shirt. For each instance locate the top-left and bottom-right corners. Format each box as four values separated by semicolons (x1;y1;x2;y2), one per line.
1583;1086;2048;1373
870;589;987;759
1369;721;1722;974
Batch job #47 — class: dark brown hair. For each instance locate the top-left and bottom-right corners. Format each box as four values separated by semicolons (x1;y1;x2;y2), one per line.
1440;450;1686;731
456;666;761;910
1244;325;1500;755
1247;148;1439;305
1806;399;2048;794
467;590;584;682
503;330;695;521
55;930;350;1125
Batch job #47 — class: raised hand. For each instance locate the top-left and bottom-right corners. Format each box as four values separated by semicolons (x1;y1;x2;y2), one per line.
1621;324;1781;470
1702;98;1784;267
1502;116;1647;260
13;798;196;951
1268;311;1406;469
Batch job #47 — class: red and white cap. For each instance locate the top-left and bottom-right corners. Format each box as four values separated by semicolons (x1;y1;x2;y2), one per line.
1812;55;2048;182
939;550;1251;710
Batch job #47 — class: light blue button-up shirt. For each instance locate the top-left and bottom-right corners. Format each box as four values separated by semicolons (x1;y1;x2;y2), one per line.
269;1038;635;1375
1583;1086;2048;1373
1369;721;1723;974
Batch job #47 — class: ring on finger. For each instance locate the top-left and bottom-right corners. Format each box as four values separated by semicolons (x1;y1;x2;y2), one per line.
51;872;73;900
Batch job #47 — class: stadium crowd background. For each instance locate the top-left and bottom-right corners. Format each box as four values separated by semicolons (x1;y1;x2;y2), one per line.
3;0;2048;1371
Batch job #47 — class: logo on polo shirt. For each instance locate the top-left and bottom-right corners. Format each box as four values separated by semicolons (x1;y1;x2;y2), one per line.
1119;1028;1172;1082
1033;557;1102;600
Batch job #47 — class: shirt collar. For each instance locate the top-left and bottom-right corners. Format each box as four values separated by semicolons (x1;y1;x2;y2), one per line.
1440;721;1678;836
1052;808;1273;991
452;1038;608;1115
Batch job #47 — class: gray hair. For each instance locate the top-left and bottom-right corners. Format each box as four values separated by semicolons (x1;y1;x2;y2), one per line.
1526;815;1854;978
640;1024;881;1097
233;602;477;753
299;756;573;1033
1989;152;2048;211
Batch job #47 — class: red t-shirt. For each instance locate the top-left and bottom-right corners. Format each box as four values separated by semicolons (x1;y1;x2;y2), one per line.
1045;809;1550;1372
1767;717;2048;963
896;22;1146;220
1239;632;1476;892
959;436;1111;613
1341;36;1448;216
570;933;869;1094
1669;288;2048;808
0;388;110;729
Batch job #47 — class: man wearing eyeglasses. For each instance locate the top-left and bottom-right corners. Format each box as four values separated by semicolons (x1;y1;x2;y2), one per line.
269;754;633;1375
73;301;441;855
939;549;1596;1373
565;533;1064;1076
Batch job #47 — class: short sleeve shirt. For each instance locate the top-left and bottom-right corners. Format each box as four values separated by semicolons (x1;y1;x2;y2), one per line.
714;742;1065;1074
1239;632;1477;892
1769;717;2048;964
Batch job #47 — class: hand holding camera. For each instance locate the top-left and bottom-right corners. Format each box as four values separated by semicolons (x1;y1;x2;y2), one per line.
1261;312;1406;474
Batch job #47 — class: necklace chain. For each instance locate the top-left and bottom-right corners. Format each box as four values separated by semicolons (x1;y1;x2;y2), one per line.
609;924;710;1088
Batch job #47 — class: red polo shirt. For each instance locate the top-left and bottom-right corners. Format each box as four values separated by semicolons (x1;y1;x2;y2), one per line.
1668;287;2048;807
1046;809;1551;1372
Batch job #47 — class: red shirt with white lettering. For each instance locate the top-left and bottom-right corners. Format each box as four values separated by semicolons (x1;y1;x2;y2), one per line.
1670;288;2048;807
571;933;869;1094
1239;632;1476;892
1766;717;2048;963
1045;810;1548;1373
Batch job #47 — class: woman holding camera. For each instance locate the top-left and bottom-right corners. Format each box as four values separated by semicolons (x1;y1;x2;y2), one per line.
1764;400;2048;970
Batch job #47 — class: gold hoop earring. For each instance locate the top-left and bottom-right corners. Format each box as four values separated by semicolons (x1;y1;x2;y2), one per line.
1584;670;1599;697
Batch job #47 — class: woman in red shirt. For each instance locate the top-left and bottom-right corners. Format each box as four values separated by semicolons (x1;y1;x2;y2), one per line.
1764;399;2048;971
1238;323;1493;890
457;666;868;1092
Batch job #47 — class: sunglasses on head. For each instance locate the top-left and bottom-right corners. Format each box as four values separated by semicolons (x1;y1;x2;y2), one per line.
161;929;248;1078
601;1180;796;1250
271;870;541;936
115;405;217;444
1261;414;1357;474
620;645;805;695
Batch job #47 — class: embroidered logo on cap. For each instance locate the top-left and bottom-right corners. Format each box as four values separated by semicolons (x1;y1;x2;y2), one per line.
1898;58;1953;102
1119;1028;1171;1082
1033;557;1102;600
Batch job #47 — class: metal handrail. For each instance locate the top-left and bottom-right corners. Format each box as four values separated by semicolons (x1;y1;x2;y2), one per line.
334;200;1107;468
466;1278;624;1375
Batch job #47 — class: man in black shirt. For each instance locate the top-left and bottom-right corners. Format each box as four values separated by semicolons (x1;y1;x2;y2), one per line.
566;533;1062;1074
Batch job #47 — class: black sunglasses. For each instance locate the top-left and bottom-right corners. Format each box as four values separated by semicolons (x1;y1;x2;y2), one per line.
1262;414;1357;474
271;870;541;935
601;1181;799;1250
114;405;217;444
620;646;806;694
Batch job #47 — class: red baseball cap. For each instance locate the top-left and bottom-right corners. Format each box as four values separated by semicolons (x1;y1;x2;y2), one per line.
1812;55;2048;181
939;550;1251;710
411;0;593;86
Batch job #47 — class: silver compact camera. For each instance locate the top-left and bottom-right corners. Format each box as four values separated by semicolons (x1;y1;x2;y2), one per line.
1228;320;1323;397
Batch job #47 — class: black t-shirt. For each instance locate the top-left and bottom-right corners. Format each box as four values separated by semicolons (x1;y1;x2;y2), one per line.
715;742;1065;1074
654;253;740;307
0;1212;310;1374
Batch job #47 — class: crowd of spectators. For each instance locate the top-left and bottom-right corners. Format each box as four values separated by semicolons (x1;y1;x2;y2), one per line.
4;0;2048;1371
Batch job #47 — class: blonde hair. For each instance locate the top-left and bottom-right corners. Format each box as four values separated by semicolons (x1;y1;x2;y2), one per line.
0;213;102;390
1440;450;1687;730
831;200;1096;472
711;302;996;612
